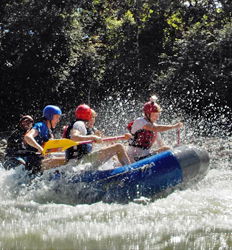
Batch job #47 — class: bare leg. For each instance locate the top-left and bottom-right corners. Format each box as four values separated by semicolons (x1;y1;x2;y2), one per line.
96;143;131;167
41;156;67;172
127;151;136;163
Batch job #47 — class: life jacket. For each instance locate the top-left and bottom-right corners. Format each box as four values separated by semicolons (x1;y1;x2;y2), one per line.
127;121;134;132
5;128;27;157
85;127;93;152
63;120;91;161
62;125;69;139
127;120;157;150
26;120;52;153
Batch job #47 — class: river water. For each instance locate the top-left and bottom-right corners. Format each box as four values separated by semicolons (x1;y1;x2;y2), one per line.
1;116;232;249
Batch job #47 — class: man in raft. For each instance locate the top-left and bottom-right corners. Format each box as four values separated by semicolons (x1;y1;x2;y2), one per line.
25;105;67;175
87;109;102;137
127;95;183;162
3;115;34;170
63;104;131;170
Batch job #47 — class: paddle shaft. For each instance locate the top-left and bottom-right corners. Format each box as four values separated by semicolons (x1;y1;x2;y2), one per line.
77;135;126;145
42;135;126;154
177;119;184;146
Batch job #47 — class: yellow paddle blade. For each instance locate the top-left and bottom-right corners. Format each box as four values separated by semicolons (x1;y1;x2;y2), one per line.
42;139;80;155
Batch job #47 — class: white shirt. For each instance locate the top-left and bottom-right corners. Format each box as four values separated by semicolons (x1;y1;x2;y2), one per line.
127;117;162;159
72;121;87;135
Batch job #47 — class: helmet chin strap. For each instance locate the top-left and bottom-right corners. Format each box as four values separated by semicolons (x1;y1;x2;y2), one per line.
44;119;54;139
145;113;152;123
49;120;54;139
49;120;53;130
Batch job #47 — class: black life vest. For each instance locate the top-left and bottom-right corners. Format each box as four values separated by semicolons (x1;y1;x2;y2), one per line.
62;120;91;161
127;120;157;150
5;128;27;157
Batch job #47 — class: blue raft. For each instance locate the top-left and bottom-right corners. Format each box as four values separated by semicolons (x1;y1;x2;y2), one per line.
50;145;210;204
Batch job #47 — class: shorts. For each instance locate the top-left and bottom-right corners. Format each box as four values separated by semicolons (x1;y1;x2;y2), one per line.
134;153;154;162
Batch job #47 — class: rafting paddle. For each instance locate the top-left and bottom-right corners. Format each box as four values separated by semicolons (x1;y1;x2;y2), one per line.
177;129;180;146
42;135;126;154
177;119;184;147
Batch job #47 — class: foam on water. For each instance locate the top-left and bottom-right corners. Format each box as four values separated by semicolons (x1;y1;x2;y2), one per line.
1;136;232;249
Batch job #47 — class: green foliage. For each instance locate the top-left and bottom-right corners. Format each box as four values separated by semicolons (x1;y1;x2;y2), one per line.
156;19;232;120
0;0;74;129
0;0;232;132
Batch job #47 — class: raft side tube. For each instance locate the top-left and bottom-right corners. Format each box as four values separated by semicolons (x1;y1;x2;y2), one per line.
47;145;210;203
170;145;210;181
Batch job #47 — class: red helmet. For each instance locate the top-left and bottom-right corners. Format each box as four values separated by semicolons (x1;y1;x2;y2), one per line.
143;96;161;115
20;115;34;127
75;104;92;121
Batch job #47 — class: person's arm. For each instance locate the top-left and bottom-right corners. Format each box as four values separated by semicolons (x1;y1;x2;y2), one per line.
124;133;132;140
24;128;44;153
99;133;132;146
70;128;102;143
144;122;183;133
93;130;102;136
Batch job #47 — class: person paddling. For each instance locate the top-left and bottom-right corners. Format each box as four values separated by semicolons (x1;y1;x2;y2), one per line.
3;115;34;170
24;105;67;175
85;109;102;153
63;104;131;170
87;109;102;137
127;95;183;162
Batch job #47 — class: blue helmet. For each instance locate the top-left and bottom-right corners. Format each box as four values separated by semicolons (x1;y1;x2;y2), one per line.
43;105;62;121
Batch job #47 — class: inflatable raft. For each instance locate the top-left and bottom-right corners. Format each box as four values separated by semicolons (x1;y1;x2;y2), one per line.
49;145;210;203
